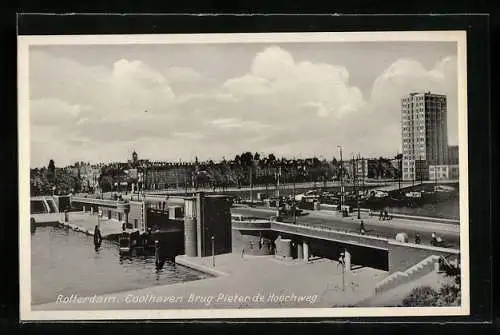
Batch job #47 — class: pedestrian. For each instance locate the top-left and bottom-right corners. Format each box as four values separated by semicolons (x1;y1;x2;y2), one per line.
431;232;437;246
379;210;383;221
360;220;366;235
241;248;245;259
384;209;389;221
415;233;421;244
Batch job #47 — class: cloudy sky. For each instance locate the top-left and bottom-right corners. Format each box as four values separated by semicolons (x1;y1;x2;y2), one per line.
28;41;458;168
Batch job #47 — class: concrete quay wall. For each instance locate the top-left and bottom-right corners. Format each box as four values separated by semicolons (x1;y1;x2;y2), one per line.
387;240;460;273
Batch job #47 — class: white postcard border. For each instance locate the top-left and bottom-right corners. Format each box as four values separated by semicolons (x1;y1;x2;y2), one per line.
18;30;469;320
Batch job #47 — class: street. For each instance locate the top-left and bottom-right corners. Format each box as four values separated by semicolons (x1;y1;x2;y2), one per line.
231;206;460;249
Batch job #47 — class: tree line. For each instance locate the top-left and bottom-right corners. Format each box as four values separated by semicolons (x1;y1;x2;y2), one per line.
30;153;402;195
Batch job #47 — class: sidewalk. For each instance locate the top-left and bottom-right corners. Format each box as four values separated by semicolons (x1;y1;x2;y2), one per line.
234;206;460;235
62;212;126;238
307;210;460;235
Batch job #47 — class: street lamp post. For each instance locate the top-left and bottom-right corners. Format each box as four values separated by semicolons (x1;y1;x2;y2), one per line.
355;156;361;220
293;177;296;224
398;154;402;191
211;235;215;267
249;166;253;205
337;146;343;210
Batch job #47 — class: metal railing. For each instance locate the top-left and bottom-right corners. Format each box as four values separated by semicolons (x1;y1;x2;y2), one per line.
272;219;389;240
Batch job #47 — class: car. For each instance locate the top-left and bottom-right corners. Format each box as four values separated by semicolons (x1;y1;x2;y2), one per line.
372;190;389;198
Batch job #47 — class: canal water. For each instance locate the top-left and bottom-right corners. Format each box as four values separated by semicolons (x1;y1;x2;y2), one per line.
380;197;459;220
31;225;210;305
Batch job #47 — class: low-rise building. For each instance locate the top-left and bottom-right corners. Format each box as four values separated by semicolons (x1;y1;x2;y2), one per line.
429;164;459;180
345;158;369;180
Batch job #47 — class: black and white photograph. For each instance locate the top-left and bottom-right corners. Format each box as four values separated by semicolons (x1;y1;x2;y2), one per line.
18;31;469;320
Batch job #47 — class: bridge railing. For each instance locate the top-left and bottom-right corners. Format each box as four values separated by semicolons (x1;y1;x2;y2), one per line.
70;196;127;208
272;219;390;241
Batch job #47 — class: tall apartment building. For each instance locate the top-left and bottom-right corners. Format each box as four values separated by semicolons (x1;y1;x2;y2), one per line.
401;92;448;181
448;145;459;165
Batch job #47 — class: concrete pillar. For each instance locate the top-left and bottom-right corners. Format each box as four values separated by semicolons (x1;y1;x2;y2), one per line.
196;192;204;257
344;249;351;271
303;240;309;263
83;205;86;213
297;241;304;259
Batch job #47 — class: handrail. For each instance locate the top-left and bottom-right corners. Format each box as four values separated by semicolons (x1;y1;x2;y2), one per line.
439;254;460;268
272;220;389;241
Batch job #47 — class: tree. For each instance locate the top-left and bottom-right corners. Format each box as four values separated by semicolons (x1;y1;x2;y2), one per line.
48;159;55;172
402;260;461;307
402;286;439;307
267;153;276;165
253;152;260;161
99;174;114;192
234;154;242;166
241;152;253;167
47;159;56;182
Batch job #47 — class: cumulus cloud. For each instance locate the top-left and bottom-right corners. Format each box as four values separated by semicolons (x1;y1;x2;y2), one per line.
27;45;458;167
222;46;365;121
367;55;458;149
30;98;82;125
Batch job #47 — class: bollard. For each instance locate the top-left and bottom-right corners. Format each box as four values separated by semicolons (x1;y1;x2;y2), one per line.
344;249;352;272
303;240;310;263
297;242;304;259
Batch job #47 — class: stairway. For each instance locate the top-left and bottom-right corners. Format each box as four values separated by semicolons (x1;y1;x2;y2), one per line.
374;255;440;295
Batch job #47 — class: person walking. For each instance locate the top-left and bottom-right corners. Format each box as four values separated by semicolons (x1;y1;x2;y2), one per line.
360;220;366;235
415;233;421;244
431;232;437;246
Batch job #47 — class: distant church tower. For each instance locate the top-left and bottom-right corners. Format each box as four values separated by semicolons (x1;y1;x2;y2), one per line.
132;150;138;167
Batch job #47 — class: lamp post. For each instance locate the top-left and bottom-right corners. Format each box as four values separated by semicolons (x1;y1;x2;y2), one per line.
293;177;297;224
398;153;402;191
355;156;361;220
211;235;215;267
249;166;253;205
337;145;343;209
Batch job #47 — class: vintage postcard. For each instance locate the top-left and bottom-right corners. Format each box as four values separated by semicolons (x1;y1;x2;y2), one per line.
18;31;469;320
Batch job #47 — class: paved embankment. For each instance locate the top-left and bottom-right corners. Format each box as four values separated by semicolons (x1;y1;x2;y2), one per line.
59;212;127;239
